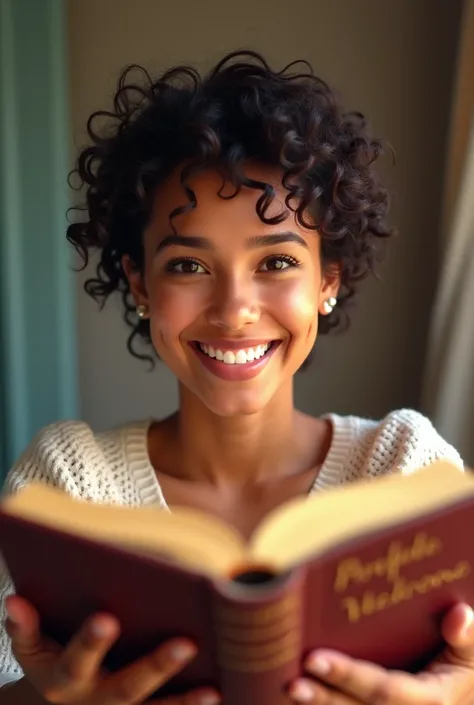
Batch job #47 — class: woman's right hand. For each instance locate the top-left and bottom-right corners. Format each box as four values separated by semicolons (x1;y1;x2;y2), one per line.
5;595;220;705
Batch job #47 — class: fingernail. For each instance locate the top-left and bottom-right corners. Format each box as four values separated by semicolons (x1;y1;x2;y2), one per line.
5;603;19;625
169;640;197;662
195;689;221;705
306;653;331;675
90;620;113;638
290;679;315;703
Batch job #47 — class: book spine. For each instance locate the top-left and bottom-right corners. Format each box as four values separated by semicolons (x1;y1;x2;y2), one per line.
210;569;306;705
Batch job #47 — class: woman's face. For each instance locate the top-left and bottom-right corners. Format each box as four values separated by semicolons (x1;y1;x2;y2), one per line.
125;164;339;416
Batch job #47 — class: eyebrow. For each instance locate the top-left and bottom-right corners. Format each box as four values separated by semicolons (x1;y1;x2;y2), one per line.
155;231;308;253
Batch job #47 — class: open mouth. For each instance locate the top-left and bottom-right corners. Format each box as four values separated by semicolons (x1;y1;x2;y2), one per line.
190;340;281;381
196;341;275;365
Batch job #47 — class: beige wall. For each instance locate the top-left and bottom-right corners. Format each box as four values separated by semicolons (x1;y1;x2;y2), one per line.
67;0;461;431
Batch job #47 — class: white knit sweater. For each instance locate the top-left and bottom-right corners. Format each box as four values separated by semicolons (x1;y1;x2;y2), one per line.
0;409;463;684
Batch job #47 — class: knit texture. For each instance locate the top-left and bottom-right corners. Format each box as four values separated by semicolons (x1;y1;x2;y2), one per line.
0;409;463;683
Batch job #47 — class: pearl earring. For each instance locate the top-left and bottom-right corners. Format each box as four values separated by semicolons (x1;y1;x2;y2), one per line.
136;304;149;319
322;297;337;314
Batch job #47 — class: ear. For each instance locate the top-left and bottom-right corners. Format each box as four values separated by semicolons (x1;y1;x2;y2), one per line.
318;262;341;315
122;255;149;308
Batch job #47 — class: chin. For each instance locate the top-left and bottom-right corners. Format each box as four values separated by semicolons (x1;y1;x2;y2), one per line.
199;389;274;417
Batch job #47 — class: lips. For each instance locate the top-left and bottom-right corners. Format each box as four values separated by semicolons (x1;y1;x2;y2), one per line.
190;340;280;381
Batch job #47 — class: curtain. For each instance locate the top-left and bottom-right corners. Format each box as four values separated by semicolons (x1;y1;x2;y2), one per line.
0;0;78;474
422;0;474;466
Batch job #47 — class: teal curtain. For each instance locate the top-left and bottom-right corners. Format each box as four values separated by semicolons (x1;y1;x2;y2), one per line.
0;0;77;475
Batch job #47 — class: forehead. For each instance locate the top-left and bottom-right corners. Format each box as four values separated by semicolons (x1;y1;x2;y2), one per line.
149;163;306;235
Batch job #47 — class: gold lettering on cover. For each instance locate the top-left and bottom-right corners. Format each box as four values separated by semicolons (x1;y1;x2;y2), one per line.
334;533;442;593
340;561;471;623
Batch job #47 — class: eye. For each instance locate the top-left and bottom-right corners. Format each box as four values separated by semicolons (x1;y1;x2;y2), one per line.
258;255;301;272
166;258;208;274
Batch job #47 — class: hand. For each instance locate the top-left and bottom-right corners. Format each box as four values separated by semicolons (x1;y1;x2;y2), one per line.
288;602;474;705
5;595;220;705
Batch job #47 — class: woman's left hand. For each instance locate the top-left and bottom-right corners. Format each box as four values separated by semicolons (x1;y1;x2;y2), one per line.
288;602;474;705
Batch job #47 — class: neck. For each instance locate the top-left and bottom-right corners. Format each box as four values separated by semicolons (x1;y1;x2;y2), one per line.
168;382;310;486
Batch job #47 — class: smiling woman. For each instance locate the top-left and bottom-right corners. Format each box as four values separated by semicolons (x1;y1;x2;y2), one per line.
120;163;336;415
0;50;467;705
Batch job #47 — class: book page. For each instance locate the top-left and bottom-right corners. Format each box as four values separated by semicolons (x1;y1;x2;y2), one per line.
1;484;247;577
249;461;471;571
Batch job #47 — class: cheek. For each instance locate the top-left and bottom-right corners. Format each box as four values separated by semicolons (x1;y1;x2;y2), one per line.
146;281;202;351
270;278;319;338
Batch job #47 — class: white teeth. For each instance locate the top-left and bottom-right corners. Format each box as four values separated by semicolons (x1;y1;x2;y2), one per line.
235;350;247;365
199;342;271;364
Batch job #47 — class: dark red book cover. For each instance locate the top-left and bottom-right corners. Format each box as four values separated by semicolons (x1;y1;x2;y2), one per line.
1;495;473;705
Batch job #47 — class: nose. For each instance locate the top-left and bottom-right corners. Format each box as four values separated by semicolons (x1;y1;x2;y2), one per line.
206;275;260;331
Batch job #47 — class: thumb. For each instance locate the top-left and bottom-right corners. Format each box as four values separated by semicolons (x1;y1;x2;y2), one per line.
6;595;58;663
440;603;474;665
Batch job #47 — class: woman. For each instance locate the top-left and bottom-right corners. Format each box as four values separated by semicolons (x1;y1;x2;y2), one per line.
0;51;471;705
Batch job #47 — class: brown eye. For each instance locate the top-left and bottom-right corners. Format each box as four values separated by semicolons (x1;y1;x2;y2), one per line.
258;255;300;272
166;259;207;274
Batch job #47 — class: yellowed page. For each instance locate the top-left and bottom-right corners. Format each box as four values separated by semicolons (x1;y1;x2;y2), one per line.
250;461;471;571
2;484;246;577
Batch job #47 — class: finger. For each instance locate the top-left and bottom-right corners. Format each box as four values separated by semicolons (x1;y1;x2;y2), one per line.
303;650;437;705
54;613;120;687
148;686;221;704
289;677;355;705
5;595;45;659
105;638;198;704
440;603;474;664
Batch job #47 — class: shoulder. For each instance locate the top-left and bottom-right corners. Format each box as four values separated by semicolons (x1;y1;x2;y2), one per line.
2;419;150;502
327;408;463;484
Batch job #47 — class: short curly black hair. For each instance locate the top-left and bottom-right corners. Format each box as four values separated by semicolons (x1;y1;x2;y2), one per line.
67;49;394;361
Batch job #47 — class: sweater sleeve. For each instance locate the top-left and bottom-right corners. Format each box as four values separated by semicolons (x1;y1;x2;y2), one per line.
349;408;463;482
0;420;117;684
0;524;21;684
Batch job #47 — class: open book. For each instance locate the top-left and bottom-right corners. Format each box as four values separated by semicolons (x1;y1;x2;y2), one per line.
0;460;472;705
